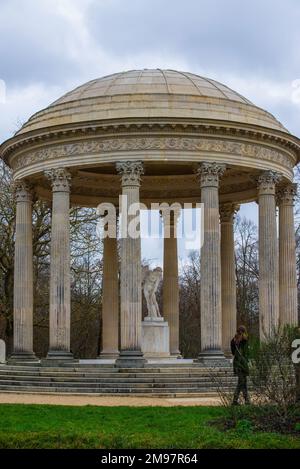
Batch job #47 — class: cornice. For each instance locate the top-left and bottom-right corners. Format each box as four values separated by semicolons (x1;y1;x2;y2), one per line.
1;119;299;165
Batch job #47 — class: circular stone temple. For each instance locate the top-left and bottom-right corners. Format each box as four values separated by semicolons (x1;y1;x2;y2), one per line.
1;69;299;368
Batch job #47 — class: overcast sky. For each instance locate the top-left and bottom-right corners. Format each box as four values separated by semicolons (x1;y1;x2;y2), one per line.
1;0;299;263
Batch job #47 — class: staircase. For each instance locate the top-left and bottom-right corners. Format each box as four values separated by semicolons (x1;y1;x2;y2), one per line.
0;363;236;397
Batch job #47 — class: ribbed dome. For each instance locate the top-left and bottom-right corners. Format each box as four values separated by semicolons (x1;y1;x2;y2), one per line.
17;69;288;135
52;69;253;105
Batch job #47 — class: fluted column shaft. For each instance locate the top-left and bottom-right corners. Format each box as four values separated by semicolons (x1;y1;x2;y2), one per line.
116;161;145;366
12;181;36;360
258;171;280;340
196;162;226;361
100;215;119;357
45;168;72;359
278;184;298;326
220;203;239;355
162;209;181;357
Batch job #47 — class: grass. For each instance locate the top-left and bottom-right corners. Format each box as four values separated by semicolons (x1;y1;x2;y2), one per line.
0;404;299;449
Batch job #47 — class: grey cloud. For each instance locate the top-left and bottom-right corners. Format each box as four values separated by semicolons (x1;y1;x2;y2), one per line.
0;0;84;86
0;0;300;140
87;0;300;80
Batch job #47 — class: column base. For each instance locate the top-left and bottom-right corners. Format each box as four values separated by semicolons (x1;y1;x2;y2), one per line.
98;351;119;359
8;351;39;364
170;351;182;359
45;350;76;362
195;349;231;367
115;350;147;368
223;350;233;359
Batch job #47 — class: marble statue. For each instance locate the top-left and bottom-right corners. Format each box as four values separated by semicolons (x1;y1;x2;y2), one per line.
142;266;163;318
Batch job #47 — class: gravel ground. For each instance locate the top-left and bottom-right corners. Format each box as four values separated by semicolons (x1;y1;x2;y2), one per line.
0;393;221;407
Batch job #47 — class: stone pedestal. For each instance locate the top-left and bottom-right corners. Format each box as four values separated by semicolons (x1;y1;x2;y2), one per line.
0;339;6;364
142;317;170;358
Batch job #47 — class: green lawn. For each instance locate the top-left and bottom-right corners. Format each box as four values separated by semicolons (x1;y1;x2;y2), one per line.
0;404;299;449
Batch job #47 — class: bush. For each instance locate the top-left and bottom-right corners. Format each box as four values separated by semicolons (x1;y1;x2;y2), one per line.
249;325;300;423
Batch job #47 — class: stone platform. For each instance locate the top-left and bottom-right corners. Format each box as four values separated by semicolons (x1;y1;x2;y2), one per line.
0;360;236;397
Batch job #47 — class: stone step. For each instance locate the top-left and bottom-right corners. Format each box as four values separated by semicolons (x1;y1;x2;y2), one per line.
0;364;235;396
0;379;236;389
0;367;233;376
0;374;236;384
0;384;233;394
0;370;233;379
0;365;232;373
0;388;223;399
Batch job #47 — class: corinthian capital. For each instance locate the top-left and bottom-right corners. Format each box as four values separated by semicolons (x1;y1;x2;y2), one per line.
12;180;33;203
45;168;71;192
257;170;281;196
220;203;240;223
277;183;297;206
116;160;144;187
195;162;226;188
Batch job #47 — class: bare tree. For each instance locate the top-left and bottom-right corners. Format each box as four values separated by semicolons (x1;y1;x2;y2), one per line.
179;251;201;358
235;216;259;337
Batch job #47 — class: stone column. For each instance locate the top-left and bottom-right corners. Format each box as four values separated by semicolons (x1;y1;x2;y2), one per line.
115;161;145;367
161;208;181;357
258;170;281;340
220;203;239;356
278;183;298;326
11;181;36;361
196;162;226;364
45;168;73;360
100;213;119;358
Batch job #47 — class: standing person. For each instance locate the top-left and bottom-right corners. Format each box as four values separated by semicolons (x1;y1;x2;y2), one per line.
231;325;250;405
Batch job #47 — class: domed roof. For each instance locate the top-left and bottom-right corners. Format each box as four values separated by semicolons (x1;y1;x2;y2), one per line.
17;69;288;135
53;69;253;105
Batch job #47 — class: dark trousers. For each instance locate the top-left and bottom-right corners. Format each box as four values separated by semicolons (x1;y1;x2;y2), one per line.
233;372;249;403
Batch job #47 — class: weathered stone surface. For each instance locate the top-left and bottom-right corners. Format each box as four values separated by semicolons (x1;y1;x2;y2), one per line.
278;183;298;326
220;203;239;355
45;168;73;359
116;161;146;367
100;219;119;358
141;318;170;358
195;162;227;364
258;171;280;339
11;181;36;360
161;208;181;357
0;340;6;363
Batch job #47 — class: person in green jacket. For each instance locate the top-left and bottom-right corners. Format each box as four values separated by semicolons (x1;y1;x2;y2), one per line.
231;325;250;405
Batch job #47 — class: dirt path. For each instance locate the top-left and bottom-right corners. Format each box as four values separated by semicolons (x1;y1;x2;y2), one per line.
0;393;221;407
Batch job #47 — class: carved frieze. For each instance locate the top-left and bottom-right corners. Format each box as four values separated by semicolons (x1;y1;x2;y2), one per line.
12;136;295;172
